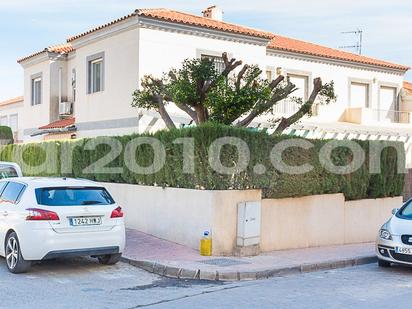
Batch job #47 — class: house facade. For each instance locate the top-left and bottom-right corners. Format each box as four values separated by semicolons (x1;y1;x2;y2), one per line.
1;6;412;160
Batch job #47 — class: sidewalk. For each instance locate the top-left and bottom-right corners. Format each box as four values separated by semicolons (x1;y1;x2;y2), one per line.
122;229;377;281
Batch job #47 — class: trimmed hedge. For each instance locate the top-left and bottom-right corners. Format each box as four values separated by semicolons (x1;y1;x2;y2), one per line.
0;126;13;145
0;123;405;200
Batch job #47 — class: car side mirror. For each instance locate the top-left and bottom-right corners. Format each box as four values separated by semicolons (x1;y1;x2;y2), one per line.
392;208;399;215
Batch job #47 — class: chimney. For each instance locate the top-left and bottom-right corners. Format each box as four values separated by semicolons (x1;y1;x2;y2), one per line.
202;6;223;21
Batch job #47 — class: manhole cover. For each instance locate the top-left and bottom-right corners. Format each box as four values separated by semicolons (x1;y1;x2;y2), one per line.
198;258;251;267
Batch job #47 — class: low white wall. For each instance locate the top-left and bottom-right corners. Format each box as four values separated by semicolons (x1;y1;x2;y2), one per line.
103;182;261;254
261;194;345;251
103;183;214;250
103;182;403;255
261;194;403;251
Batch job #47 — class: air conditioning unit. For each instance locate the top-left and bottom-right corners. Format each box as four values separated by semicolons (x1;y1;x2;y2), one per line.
59;102;72;115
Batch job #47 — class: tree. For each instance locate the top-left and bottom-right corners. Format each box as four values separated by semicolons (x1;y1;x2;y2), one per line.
132;53;336;134
0;126;14;145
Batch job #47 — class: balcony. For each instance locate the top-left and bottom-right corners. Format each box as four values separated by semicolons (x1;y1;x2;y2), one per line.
342;107;411;125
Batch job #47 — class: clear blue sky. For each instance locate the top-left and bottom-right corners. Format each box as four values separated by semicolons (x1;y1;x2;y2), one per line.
1;0;411;101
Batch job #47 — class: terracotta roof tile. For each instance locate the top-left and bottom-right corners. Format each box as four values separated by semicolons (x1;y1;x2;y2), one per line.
67;8;273;42
0;96;24;107
17;43;73;64
39;117;75;130
136;9;273;39
268;35;409;71
20;8;409;72
404;81;412;94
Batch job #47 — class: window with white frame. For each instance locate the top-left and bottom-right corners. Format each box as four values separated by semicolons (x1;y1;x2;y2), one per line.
9;114;18;133
273;73;309;115
0;116;7;126
266;70;273;82
201;54;225;75
87;52;104;94
288;74;309;101
350;82;370;108
31;76;42;105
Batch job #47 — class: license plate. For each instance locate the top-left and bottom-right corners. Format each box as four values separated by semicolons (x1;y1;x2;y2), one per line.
69;216;102;226
395;247;412;255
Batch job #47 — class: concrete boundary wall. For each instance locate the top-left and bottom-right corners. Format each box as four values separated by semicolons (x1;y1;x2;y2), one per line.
103;182;403;255
261;194;402;251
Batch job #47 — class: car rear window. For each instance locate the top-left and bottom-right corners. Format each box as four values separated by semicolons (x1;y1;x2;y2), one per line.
35;187;115;206
0;166;19;179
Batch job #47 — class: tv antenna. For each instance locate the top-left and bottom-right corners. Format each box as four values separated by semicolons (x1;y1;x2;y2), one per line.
339;28;363;55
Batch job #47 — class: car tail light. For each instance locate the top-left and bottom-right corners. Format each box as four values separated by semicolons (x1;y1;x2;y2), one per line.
110;206;124;218
26;208;60;221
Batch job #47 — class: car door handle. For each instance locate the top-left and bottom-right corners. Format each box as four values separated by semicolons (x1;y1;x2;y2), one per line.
2;211;8;217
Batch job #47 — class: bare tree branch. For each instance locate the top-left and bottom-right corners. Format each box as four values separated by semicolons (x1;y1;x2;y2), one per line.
155;95;176;129
269;75;285;90
273;77;323;135
235;80;297;127
175;103;199;124
235;64;249;90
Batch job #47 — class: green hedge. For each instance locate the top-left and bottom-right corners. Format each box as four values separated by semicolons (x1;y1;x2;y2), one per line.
0;123;405;200
0;126;13;145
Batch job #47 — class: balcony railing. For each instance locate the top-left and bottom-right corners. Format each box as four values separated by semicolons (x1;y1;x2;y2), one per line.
272;99;300;115
272;100;320;116
372;109;411;124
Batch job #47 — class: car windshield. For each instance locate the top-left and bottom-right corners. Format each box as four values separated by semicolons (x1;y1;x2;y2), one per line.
0;166;18;179
35;187;115;206
399;200;412;219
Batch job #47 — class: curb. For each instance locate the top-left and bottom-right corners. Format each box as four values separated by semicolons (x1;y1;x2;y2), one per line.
121;255;377;282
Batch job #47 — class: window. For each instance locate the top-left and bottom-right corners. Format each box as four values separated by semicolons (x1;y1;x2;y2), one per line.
0;182;26;204
72;68;76;101
201;54;225;75
288;74;309;101
35;187;115;206
350;82;370;108
31;76;42;105
87;52;105;94
9;114;17;133
266;71;273;82
0;116;7;126
0;181;7;194
0;166;19;179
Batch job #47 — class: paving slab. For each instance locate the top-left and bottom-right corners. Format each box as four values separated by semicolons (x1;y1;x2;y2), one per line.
122;229;377;281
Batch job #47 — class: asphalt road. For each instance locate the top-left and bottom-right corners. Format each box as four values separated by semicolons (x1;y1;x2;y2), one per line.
1;257;412;309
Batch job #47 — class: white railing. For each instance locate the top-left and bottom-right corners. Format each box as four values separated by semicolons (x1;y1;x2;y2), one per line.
272;99;300;115
372;109;411;124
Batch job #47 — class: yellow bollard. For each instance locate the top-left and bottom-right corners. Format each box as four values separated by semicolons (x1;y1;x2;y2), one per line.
200;231;212;256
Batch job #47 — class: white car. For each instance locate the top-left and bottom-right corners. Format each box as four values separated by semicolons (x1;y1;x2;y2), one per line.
0;177;125;273
0;162;23;179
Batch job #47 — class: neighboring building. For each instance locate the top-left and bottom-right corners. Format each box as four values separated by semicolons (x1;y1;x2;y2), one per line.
4;6;412;159
0;96;23;142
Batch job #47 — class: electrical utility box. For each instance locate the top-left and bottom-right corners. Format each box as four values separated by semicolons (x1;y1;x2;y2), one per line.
237;201;261;247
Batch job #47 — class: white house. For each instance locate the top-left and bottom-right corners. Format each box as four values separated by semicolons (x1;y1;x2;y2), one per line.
2;6;412;158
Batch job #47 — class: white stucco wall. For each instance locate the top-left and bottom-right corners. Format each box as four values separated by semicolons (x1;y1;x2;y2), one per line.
265;52;404;124
17;20;408;142
0;102;24;142
21;60;52;135
70;28;140;125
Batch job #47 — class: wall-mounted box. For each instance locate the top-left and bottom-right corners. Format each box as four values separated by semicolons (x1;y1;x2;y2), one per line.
237;201;261;247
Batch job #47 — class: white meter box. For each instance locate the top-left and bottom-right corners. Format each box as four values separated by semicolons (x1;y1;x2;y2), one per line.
237;201;261;247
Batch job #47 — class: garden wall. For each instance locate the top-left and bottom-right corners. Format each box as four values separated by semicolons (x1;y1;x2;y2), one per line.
103;182;402;255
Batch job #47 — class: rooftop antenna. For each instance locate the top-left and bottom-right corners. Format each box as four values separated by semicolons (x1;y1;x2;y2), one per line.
339;28;363;55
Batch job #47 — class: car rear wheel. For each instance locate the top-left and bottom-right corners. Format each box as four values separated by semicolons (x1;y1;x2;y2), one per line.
97;253;122;265
5;232;31;274
378;259;391;267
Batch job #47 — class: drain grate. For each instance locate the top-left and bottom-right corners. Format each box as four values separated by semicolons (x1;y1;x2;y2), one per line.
198;258;251;267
